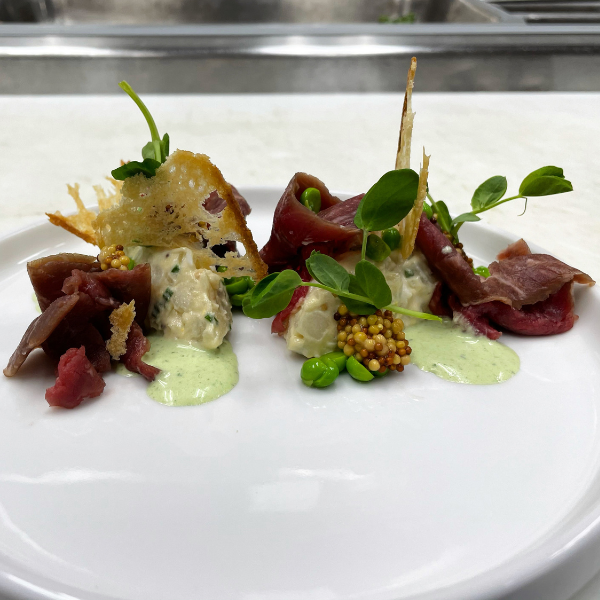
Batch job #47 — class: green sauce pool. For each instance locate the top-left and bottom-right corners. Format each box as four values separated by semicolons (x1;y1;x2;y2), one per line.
117;335;238;406
405;319;519;385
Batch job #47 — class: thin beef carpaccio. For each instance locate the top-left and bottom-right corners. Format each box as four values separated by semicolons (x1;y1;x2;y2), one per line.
415;214;595;339
4;253;159;408
260;173;363;333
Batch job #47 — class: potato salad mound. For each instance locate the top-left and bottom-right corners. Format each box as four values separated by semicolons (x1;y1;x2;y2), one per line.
129;246;232;349
285;249;437;358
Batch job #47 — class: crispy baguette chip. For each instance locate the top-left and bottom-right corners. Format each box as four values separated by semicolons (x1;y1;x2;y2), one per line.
93;150;268;281
400;150;429;258
46;184;97;245
395;57;428;258
106;300;136;360
46;179;122;247
395;57;416;171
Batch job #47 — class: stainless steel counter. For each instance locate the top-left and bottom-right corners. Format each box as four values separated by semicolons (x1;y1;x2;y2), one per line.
1;23;600;93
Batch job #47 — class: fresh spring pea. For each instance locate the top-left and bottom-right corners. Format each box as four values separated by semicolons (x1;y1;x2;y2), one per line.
128;258;135;270
381;227;401;251
300;187;322;213
217;265;228;273
473;265;490;278
346;355;374;382
372;368;389;378
301;357;339;388
365;233;391;262
225;277;250;296
230;293;248;307
320;351;347;372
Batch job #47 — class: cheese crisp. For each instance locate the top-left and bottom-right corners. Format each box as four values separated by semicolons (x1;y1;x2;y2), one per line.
93;150;267;281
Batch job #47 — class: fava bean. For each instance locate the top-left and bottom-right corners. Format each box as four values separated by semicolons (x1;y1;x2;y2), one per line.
301;357;339;388
346;355;374;382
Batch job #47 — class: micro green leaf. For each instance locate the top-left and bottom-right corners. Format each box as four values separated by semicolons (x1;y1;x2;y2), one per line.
433;200;453;235
471;176;507;210
111;158;162;181
343;275;377;315
365;234;391;262
354;169;419;232
355;260;392;309
243;270;302;318
305;252;349;292
451;212;481;232
519;175;573;197
519;166;564;195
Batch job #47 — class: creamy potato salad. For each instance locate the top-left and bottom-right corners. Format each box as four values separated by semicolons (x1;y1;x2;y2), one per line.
128;247;232;349
285;249;437;358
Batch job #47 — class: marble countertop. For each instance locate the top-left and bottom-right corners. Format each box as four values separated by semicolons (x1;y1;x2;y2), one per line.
0;92;599;600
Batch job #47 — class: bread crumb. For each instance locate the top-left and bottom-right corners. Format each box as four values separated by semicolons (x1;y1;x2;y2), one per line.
106;300;136;360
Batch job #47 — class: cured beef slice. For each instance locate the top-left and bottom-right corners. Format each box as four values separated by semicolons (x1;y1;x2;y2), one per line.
121;322;160;381
260;173;363;271
45;347;105;409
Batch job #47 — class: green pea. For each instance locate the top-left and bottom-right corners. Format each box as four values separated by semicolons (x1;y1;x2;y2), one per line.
301;357;339;388
382;227;402;251
128;258;135;270
473;265;490;278
225;277;250;295
320;351;347;372
230;292;248;307
366;233;391;262
300;187;322;213
346;355;374;382
217;265;228;273
372;367;389;378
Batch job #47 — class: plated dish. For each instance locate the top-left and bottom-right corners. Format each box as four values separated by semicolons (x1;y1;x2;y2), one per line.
2;60;595;408
1;57;599;600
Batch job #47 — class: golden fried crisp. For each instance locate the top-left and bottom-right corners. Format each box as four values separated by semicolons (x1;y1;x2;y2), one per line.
106;300;136;360
93;150;268;281
46;184;98;245
395;57;430;259
46;179;122;247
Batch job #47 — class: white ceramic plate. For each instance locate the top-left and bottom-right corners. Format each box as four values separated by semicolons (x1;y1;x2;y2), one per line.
0;187;599;600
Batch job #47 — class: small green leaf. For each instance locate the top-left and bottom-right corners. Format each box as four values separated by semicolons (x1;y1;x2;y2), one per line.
354;169;419;232
433;200;453;234
471;175;507;210
305;252;349;292
451;212;481;230
171;264;180;273
243;270;302;319
142;141;155;160
355;260;392;309
161;133;170;161
422;202;433;220
111;158;161;181
343;275;376;315
519;175;573;197
365;234;391;262
519;166;564;196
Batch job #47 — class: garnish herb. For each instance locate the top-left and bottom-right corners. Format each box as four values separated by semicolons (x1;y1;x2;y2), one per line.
354;168;419;261
242;251;440;322
171;264;180;273
425;166;572;242
111;81;170;181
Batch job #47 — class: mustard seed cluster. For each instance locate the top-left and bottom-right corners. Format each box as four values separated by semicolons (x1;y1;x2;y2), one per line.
334;305;411;373
98;244;132;271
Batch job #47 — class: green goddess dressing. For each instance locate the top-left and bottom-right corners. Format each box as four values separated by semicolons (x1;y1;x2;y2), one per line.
118;334;238;406
405;319;519;384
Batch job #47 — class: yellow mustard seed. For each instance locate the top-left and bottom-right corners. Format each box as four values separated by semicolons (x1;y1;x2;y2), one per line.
364;338;376;352
368;359;381;371
401;355;411;366
110;258;121;269
367;315;378;326
338;305;348;316
354;331;367;344
343;344;355;357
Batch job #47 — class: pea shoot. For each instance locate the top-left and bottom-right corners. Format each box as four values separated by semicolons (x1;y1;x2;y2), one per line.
111;81;170;181
425;166;573;243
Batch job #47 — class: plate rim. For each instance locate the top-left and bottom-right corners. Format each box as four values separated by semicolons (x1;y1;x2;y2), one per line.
0;185;599;600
